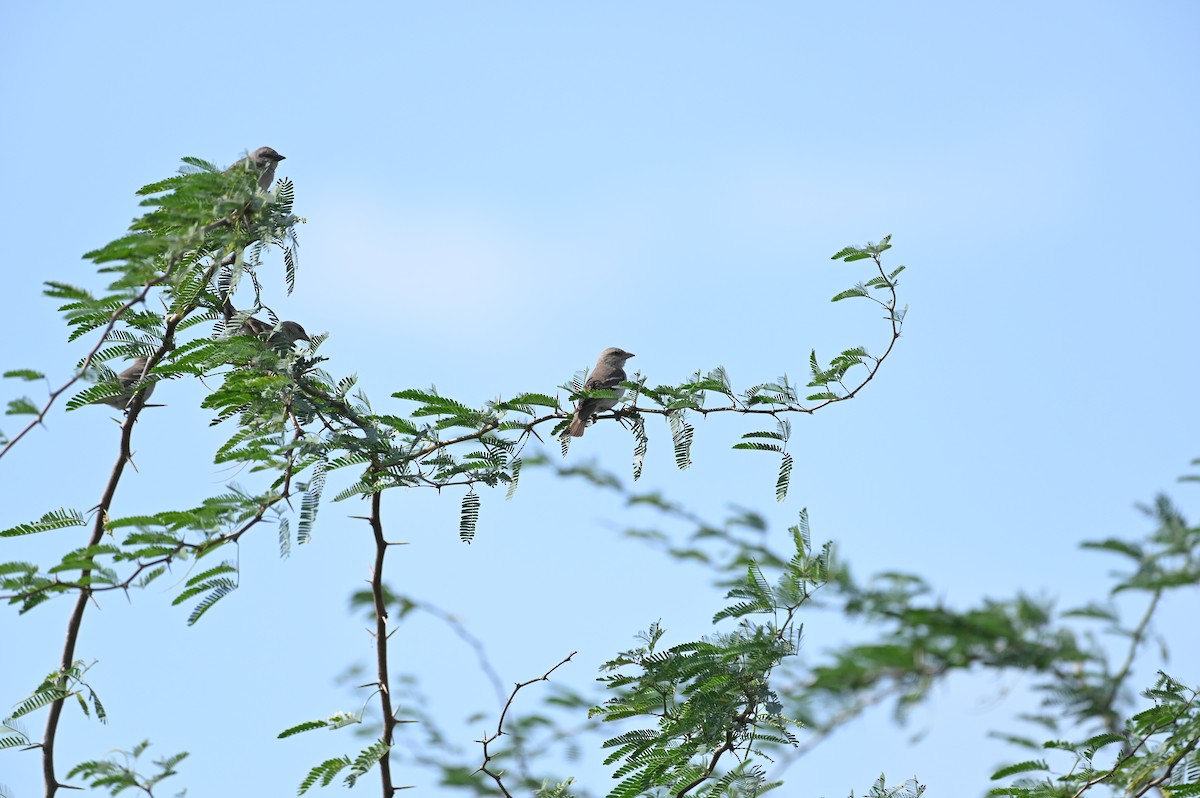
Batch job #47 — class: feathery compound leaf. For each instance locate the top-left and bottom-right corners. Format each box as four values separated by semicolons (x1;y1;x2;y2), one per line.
498;392;560;411
795;508;811;550
284;244;297;298
172;570;238;626
278;719;331;738
4;369;45;381
182;563;237;589
298;756;351;794
391;388;475;417
11;685;71;718
1;730;31;750
776;453;793;502
0;560;38;577
43;281;94;301
667;411;694;471
990;759;1050;779
298;459;328;543
1;508;86;538
278;516;291;559
832;284;870;302
6;397;38;416
831;246;871;262
506;456;522;500
343;739;390;788
168;268;210;316
630;413;648;481
732;442;783;453
740;430;786;441
459;492;480;543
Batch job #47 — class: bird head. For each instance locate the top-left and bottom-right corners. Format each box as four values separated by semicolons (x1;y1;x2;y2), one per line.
599;347;635;366
278;321;310;343
251;146;286;166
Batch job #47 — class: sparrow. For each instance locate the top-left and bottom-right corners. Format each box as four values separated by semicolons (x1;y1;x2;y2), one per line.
205;147;287;232
239;317;311;349
231;146;286;191
93;357;155;410
568;347;635;437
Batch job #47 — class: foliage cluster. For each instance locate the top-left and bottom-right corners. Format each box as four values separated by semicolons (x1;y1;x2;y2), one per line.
1;150;1195;798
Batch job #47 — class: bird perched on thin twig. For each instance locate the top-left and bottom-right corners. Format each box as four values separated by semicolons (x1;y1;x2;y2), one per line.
239;316;311;349
568;347;636;437
92;357;155;410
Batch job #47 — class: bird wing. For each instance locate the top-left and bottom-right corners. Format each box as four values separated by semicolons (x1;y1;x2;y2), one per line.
583;370;625;392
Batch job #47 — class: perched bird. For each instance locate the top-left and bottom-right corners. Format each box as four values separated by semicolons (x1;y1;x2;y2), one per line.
238;317;311;349
205;147;287;233
568;347;636;437
93;357;154;410
231;146;286;191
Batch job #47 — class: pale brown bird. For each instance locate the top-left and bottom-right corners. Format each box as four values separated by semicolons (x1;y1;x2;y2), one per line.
93;357;155;410
239;317;310;349
205;147;287;233
568;347;635;437
231;146;286;191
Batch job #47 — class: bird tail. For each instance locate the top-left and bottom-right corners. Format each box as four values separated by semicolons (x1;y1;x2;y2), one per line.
567;414;586;437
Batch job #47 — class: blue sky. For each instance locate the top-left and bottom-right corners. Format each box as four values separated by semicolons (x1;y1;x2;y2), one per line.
1;2;1197;796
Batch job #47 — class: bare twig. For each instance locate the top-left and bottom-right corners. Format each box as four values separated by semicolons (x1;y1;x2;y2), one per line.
475;653;577;798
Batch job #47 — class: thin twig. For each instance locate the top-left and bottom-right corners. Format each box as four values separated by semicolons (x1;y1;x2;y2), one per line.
475;653;577;798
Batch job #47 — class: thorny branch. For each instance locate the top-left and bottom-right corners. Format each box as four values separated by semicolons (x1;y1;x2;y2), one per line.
40;317;185;797
367;490;398;797
475;653;577;798
33;243;252;796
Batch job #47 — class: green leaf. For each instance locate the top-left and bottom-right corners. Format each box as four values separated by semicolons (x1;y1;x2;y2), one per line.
776;453;793;503
298;756;351;794
1;509;86;538
1080;538;1143;559
990;759;1049;780
3;369;45;381
630;413;648;482
343;739;390;788
498;392;560;410
278;719;330;738
459;492;480;543
6;397;38;416
832;285;869;302
733;442;783;453
43;281;94;301
740;430;785;441
667;411;693;471
506;456;522;500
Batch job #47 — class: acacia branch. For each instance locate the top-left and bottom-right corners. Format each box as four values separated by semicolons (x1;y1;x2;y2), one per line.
1071;686;1199;797
37;247;246;797
40;342;168;798
475;653;576;798
380;251;904;473
675;734;738;798
367;490;398;797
